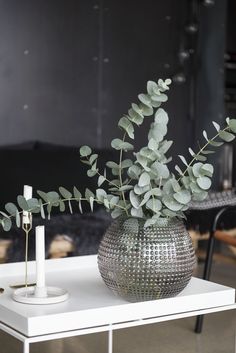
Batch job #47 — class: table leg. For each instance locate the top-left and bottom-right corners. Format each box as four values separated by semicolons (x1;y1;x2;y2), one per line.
108;325;113;353
23;341;30;353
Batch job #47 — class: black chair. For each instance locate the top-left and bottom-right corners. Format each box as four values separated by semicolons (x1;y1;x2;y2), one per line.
195;206;236;333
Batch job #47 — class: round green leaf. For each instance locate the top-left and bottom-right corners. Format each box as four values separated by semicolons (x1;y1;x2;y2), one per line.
138;172;150;187
129;190;140;209
118;117;134;139
219;130;235;142
173;190;191;205
59;187;72;199
192;163;203;177
80;145;92;157
196;176;212;190
163;195;183;211
228;119;236;133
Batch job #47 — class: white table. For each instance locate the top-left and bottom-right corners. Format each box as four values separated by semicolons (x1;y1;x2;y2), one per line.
0;255;235;353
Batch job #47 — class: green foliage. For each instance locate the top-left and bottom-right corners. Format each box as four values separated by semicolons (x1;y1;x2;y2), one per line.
1;79;236;230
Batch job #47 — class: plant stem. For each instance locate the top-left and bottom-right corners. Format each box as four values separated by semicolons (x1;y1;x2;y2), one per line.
119;132;129;216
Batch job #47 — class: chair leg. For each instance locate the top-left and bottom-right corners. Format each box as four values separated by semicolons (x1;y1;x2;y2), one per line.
195;232;215;334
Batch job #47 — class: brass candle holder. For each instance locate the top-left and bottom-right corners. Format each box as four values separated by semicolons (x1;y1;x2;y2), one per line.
22;212;32;289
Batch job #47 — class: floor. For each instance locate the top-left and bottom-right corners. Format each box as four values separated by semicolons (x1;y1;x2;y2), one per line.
0;258;235;353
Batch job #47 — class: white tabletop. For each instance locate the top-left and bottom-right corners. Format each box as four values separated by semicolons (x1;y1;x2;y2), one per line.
0;255;235;337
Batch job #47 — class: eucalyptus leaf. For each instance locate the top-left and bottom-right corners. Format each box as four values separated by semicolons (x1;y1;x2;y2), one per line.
87;169;97;177
47;191;60;203
128;108;144;125
148;138;159;151
154;108;169;124
104;198;110;209
98;175;106;187
200;163;214;177
139;102;153;116
171;179;181;192
80;145;92;157
173;190;191;205
134;184;150;195
59;200;66;212
212;121;220;132
151;161;170;179
111;207;123;218
175;165;183;175
16;210;21;227
188;148;195;157
192;191;208;201
163;195;183;211
119;185;133;191
208;140;224;147
85;188;95;201
178;155;188;166
131;207;144;218
228;119;236;133
121;159;133;169
196;176;212;190
111;138;134;151
159;140;173;154
146;198;162;212
89;154;98;164
219;130;235;142
17;196;29;211
138;172;150;187
203;130;208;141
118;117;134;139
106;161;119;169
194;154;207;162
192;163;203;177
201;150;214;155
0;211;9;218
5;203;18;215
147;81;158;95
127;164;142;180
138;93;151;106
39;200;45;219
89;197;94;212
2;218;12;231
110;196;119;207
129;190;140;209
27;198;40;213
59;187;72;199
96;188;107;202
73;187;82;200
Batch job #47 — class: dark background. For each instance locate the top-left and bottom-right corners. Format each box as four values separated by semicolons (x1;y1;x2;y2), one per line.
0;0;235;208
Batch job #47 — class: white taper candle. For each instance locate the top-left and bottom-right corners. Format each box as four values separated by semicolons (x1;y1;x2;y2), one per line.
35;225;46;289
23;185;33;224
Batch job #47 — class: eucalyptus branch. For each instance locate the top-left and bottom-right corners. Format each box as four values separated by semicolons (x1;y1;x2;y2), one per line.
1;196;127;226
178;125;230;181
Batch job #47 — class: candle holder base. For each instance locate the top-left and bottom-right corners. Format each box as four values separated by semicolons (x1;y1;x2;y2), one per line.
12;286;69;305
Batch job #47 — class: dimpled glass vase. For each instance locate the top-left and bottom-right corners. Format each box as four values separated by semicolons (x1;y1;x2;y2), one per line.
98;217;196;302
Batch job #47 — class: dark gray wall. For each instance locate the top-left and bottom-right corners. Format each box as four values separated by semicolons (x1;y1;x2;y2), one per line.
0;0;190;156
195;0;227;188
